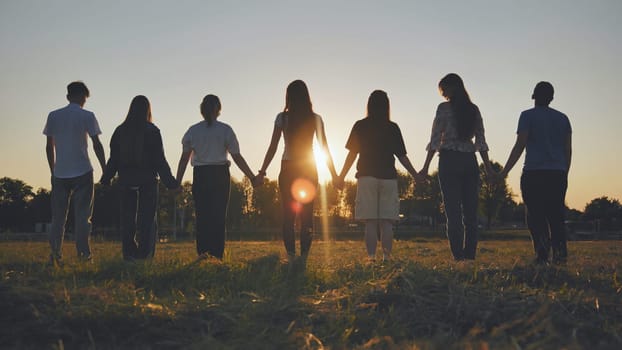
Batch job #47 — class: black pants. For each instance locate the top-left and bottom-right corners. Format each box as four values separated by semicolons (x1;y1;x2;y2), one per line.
521;170;568;262
193;165;230;259
279;160;318;256
438;150;480;260
119;182;158;260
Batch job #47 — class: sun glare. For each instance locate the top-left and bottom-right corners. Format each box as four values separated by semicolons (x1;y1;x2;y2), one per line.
313;145;333;184
291;178;316;204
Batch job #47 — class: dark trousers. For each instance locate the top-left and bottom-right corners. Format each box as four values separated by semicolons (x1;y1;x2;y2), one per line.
521;170;568;262
119;182;158;260
49;171;94;259
279;160;318;256
193;165;230;259
438;151;480;260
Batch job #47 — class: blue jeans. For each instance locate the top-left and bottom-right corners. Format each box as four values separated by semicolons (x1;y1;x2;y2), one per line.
49;171;94;258
119;182;158;260
438;151;480;260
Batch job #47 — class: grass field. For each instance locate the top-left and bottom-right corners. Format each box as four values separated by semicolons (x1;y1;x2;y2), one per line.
1;239;621;349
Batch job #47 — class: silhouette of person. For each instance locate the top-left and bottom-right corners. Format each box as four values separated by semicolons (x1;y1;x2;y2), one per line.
420;73;493;262
43;81;106;266
337;90;419;262
176;95;259;260
498;82;572;265
100;95;179;261
257;80;339;265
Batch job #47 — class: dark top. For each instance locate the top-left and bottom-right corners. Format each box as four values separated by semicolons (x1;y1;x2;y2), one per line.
101;122;178;188
281;112;317;163
345;117;407;179
517;106;572;172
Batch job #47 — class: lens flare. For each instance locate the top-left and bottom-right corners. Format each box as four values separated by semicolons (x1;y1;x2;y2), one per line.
291;178;316;204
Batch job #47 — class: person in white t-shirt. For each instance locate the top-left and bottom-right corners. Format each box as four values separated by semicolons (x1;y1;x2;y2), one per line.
176;94;259;260
43;81;106;266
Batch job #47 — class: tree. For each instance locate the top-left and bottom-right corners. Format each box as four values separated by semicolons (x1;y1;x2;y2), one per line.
27;188;52;226
479;162;512;229
92;181;120;238
397;170;414;200
341;180;357;221
412;171;443;229
174;181;194;237
583;196;622;231
0;177;34;231
251;178;281;229
227;177;249;230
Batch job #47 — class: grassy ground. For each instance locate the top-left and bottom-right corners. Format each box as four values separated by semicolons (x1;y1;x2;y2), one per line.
0;239;621;349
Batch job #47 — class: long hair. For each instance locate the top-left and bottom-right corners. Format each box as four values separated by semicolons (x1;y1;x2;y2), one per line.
367;90;390;121
439;73;478;141
283;80;315;139
120;95;152;165
200;94;222;126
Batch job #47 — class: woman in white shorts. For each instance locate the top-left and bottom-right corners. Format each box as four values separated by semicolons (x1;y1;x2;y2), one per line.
338;90;419;262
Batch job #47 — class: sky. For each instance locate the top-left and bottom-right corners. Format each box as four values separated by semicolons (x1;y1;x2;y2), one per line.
1;0;620;210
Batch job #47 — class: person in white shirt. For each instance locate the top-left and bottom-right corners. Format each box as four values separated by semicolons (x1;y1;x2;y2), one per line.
43;81;106;266
176;94;259;260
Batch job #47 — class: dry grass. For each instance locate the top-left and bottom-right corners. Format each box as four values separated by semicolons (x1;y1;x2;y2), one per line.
0;239;621;349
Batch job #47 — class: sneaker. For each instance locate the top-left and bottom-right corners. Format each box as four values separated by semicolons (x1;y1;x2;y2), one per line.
364;256;376;266
78;254;93;263
47;254;64;268
552;257;567;266
197;252;210;261
532;258;549;267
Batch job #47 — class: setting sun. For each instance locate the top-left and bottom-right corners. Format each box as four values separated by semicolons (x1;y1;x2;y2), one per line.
313;142;345;184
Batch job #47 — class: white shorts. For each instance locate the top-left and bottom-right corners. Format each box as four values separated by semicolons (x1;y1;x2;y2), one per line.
355;176;399;220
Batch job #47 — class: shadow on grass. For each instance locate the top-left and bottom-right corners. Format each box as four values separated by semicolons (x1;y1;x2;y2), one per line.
1;253;621;349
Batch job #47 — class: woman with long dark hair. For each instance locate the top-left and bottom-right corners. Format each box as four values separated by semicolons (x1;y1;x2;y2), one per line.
176;94;258;260
101;95;179;260
420;74;493;261
337;90;419;262
257;80;338;265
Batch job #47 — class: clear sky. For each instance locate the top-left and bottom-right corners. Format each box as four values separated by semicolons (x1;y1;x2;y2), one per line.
1;0;620;210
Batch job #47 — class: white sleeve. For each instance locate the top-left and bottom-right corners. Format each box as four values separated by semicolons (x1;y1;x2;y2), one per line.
226;126;241;155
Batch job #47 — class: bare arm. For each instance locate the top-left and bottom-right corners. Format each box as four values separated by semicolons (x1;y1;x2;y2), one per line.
231;153;256;180
397;155;419;179
91;135;106;173
315;118;338;180
479;151;493;175
46;136;55;175
338;150;357;179
420;149;436;177
500;131;528;177
258;124;282;175
565;133;572;172
176;150;192;183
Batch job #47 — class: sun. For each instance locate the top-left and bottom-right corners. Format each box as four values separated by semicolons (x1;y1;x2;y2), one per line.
313;140;347;184
313;145;331;183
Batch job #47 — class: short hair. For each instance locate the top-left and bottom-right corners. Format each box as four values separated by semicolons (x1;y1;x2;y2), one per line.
67;81;90;98
532;81;554;104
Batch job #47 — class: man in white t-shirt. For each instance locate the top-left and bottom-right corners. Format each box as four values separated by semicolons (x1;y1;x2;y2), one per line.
43;81;106;266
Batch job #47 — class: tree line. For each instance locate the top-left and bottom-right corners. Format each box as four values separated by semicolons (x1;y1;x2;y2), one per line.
1;164;621;237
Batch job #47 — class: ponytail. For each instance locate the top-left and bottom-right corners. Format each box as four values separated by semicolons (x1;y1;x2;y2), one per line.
200;94;221;126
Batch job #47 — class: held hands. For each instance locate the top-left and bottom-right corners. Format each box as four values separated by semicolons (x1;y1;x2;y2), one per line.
417;166;432;182
252;171;266;188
